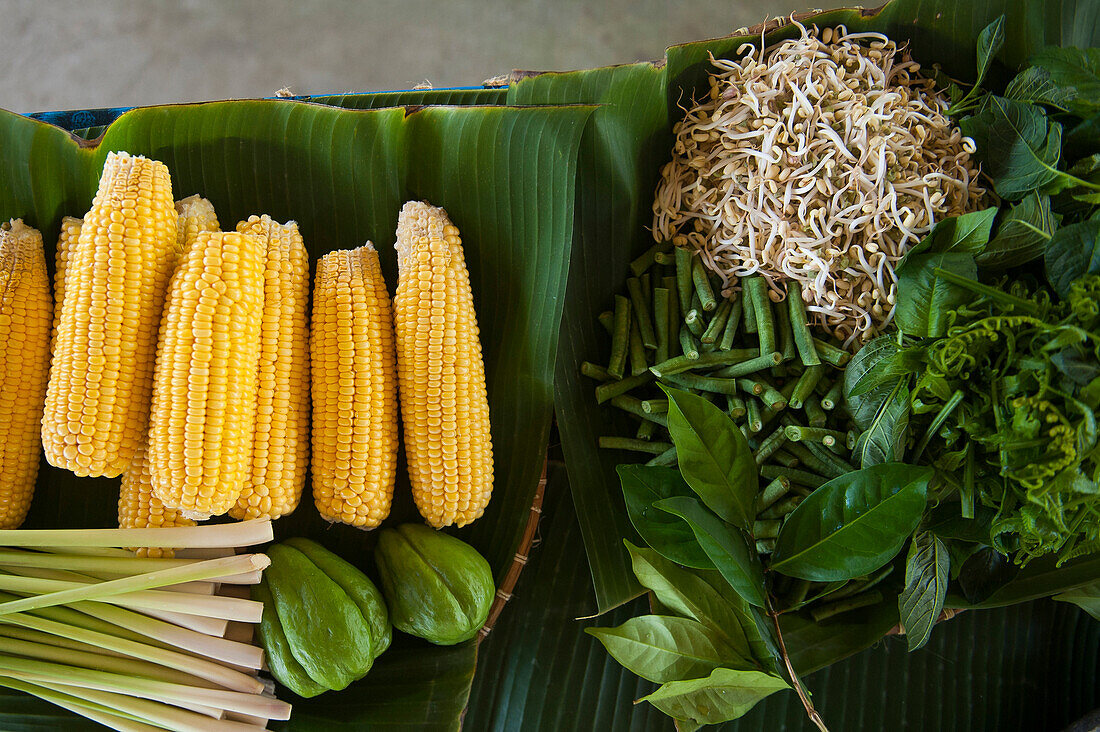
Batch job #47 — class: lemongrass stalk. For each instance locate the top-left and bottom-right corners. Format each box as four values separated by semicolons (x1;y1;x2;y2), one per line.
0;591;164;650
0;549;259;584
0;554;268;618
38;546;135;558
39;680;266;732
226;710;271;727
0;635;223;694
0;610;264;693
0;678;163;732
175;547;239;559
0;573;263;622
14;669;225;718
68;602;262;669
0;520;273;549
0;563;218;596
0;624;130;659
0;656;292;719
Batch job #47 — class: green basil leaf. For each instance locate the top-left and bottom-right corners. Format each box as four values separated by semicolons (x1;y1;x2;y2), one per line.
585;615;743;684
618;464;715;570
625;541;752;661
1053;580;1100;621
898;208;998;266
976;192;1060;269
1044;215;1100;296
1004;66;1077;111
960;96;1063;200
770;463;932;581
895;252;979;338
1029;46;1100;118
662;386;757;530
844;334;922;400
974;15;1005;89
898;531;951;651
654;496;767;608
853;380;911;468
637;668;789;726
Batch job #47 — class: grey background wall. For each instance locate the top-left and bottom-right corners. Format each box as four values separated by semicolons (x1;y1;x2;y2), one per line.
1;0;807;113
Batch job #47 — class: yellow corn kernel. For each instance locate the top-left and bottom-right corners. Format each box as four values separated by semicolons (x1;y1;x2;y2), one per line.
50;216;82;344
230;215;311;521
118;446;195;558
174;195;219;256
393;201;493;528
0;220;53;529
311;243;398;528
148;230;265;520
42;152;178;478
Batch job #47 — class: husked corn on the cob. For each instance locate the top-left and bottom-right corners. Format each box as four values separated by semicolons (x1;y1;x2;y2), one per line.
230;215;311;521
50;216;82;342
393;201;493;529
311;243;398;529
0;220;53;529
174;195;219;255
42;152;179;478
118;446;195;558
148;230;266;519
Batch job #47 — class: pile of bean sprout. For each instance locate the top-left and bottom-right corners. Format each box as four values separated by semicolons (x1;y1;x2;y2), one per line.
652;20;988;348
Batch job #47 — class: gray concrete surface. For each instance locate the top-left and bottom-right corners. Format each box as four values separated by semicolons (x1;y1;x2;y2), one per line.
0;0;808;114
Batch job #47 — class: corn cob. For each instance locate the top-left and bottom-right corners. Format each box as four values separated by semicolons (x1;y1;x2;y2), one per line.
310;243;398;528
393;201;493;528
50;216;82;343
230;215;311;521
117;446;195;558
174;194;219;256
0;220;53;529
41;152;178;478
148;230;265;519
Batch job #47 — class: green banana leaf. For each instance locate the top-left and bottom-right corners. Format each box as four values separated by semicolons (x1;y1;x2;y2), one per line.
466;462;1100;731
515;0;1100;615
0;98;592;729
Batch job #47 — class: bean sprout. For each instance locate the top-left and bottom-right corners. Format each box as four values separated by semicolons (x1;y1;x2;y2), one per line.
652;20;988;348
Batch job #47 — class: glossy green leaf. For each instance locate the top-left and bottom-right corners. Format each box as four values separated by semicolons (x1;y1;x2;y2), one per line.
853;380;911;468
618;465;715;570
662;386;757;530
1054;580;1100;620
898;208;998;265
895;252;979;337
771;464;932;581
625;541;751;660
977;192;1060;268
0;98;592;729
1004;66;1077;110
843;335;922;401
638;668;789;726
654;496;767;608
974;15;1007;88
1029;46;1100;117
586;615;745;684
899;531;951;651
960;96;1064;200
1044;215;1100;295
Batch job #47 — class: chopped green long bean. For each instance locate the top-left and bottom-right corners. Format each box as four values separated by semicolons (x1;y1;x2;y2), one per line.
581;361;611;381
654;250;675;265
636;420;656;441
746;398;763;433
787;282;822;366
755;476;791;513
646;446;678;466
784;441;846;479
599;437;672;455
784;425;847;444
760;464;828;488
660;372;740;396
610;395;669;427
772;448;801;468
759;495;803;520
753;427;788;465
641;399;669;415
629;240;671;276
700;299;731;344
745;276;775;355
743;285;758;333
821;380;844;410
789;365;826;409
595;371;653;404
812;337;851;367
719;296;743;350
753;520;781;539
626;277;657;349
628;319;647;376
805;398;827;428
726;394;747;420
653;287;670;364
674;247;693;313
684;308;705;337
691;258;717;311
774;300;797;361
607;295;631;379
711;352;784;378
598;310;614;334
649;348;760;377
678;325;699;359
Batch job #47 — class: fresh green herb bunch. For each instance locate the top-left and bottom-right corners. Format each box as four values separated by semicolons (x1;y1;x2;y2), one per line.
851;273;1100;565
583;241;858;557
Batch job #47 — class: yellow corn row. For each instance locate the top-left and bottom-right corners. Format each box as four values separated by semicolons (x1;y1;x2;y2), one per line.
311;243;398;528
117;446;195;558
393;201;493;528
148;230;265;519
230;215;311;521
42;152;178;478
50;216;82;343
0;220;53;529
174;195;219;255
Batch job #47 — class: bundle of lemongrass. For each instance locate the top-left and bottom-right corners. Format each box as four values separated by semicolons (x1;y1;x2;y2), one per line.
0;520;290;731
